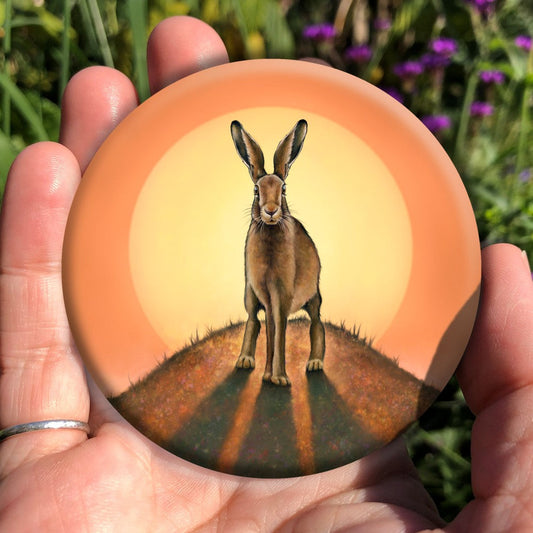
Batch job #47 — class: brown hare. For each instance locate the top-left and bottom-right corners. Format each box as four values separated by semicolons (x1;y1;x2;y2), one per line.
230;119;326;386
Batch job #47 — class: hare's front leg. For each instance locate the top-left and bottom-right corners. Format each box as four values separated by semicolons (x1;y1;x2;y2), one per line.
236;285;260;370
267;301;290;386
305;292;325;372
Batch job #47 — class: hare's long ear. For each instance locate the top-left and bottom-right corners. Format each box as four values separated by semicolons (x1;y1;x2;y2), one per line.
273;119;308;180
231;121;266;183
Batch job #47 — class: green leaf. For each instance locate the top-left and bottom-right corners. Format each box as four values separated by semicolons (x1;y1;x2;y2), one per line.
0;129;19;198
0;72;48;142
264;0;294;58
127;0;150;102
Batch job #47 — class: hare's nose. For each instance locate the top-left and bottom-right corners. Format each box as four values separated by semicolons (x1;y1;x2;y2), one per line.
265;207;278;216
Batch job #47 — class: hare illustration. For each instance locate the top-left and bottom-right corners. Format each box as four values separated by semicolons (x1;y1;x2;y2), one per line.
231;119;326;386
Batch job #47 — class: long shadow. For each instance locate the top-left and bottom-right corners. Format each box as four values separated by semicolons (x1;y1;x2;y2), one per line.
417;286;481;420
167;370;251;470
234;382;300;478
307;372;383;472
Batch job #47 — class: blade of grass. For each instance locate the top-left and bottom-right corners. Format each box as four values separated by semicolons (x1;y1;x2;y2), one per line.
86;0;114;68
0;129;18;196
2;0;12;138
127;0;149;101
0;72;48;141
416;428;471;469
78;0;99;51
517;47;533;173
453;67;479;168
59;0;73;101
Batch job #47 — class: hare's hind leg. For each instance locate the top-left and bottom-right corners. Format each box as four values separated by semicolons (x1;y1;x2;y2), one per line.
236;285;261;370
305;292;325;372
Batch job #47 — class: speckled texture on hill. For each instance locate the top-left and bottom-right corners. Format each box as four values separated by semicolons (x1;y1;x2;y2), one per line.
111;320;439;477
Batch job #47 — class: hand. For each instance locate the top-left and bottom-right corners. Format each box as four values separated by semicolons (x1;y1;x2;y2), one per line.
1;16;532;531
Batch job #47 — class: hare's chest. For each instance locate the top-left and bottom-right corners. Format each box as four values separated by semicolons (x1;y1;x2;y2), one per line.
245;229;296;297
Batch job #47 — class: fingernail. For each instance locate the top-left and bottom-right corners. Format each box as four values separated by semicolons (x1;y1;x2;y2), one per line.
522;250;532;278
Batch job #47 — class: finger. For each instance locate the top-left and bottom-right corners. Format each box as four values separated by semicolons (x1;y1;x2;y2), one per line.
147;16;229;93
451;244;533;531
60;17;229;173
59;66;139;173
457;244;533;414
0;142;88;477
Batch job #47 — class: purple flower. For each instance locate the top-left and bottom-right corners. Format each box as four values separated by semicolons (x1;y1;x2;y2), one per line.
421;53;451;70
422;115;452;133
345;44;373;63
381;87;404;104
519;169;531;183
394;60;424;79
470;101;494;117
430;37;458;57
374;18;391;31
467;0;496;15
302;23;336;41
515;35;532;52
479;69;506;84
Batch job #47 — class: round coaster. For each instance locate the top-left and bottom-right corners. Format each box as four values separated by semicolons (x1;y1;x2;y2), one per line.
63;59;481;477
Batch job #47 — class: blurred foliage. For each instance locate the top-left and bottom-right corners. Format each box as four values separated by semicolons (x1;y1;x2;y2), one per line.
292;0;533;256
406;378;474;522
1;0;532;523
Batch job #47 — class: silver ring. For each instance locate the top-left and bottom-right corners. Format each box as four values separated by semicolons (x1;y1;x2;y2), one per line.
0;420;90;442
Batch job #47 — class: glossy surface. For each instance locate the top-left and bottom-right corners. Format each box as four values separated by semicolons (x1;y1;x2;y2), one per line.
63;60;480;477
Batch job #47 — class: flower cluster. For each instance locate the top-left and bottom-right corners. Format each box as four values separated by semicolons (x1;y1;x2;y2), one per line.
467;0;497;17
302;10;530;142
421;115;452;134
394;37;457;82
297;2;532;269
345;44;373;64
381;87;404;104
430;37;458;57
471;101;494;117
515;35;532;52
393;60;424;79
479;70;505;84
302;23;336;42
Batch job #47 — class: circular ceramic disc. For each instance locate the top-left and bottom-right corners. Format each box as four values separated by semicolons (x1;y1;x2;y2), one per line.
63;59;480;477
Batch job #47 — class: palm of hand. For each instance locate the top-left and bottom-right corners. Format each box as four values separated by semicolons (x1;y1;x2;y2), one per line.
1;16;532;533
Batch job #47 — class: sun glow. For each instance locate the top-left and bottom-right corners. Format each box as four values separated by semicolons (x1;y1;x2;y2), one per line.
129;108;413;355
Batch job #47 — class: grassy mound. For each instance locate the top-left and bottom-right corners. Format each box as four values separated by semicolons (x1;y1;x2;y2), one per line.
111;319;439;477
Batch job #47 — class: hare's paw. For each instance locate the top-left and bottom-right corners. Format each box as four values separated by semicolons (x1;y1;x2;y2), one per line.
306;359;324;372
236;355;255;370
270;374;291;386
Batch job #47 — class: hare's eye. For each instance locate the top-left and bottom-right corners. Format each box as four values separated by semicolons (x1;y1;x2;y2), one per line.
254;185;259;197
282;183;287;195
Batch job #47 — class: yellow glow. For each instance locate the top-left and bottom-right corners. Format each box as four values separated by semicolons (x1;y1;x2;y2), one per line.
129;108;413;355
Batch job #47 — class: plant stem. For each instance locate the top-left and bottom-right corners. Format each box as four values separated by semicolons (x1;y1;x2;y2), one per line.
419;428;471;469
86;0;114;68
0;72;48;141
59;0;72;101
516;47;533;173
454;67;478;169
2;0;13;138
127;0;149;102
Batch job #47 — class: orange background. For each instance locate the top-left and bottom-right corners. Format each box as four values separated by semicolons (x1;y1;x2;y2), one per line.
128;108;413;368
63;60;480;396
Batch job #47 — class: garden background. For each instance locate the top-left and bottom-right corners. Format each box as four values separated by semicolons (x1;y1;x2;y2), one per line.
1;0;532;522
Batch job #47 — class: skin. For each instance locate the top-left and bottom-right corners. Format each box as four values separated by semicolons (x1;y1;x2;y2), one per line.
1;15;532;532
